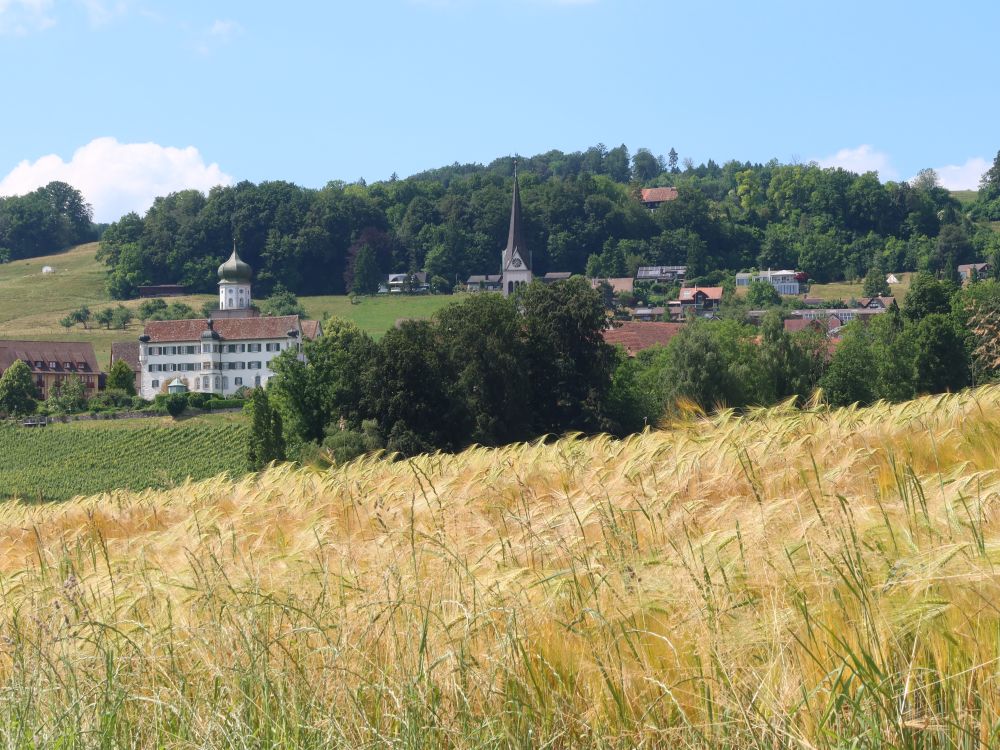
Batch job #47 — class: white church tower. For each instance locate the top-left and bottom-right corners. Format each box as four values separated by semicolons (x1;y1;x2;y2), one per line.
218;243;253;311
501;166;532;296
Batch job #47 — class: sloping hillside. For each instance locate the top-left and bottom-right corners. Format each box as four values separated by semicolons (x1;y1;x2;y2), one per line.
0;244;455;366
3;387;1000;746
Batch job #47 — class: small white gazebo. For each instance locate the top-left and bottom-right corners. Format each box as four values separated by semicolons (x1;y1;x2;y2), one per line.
167;378;189;394
886;273;900;285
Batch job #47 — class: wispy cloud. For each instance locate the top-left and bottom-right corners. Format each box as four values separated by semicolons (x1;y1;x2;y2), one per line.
195;17;243;55
76;0;128;28
0;0;55;36
0;137;233;222
816;144;899;181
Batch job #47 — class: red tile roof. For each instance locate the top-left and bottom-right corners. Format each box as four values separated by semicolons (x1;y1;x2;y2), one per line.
678;286;724;302
300;319;321;339
110;341;140;371
144;315;302;342
603;321;684;356
0;340;101;374
640;187;679;204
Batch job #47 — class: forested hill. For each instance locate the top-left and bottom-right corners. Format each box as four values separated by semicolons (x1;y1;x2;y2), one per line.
91;146;1000;297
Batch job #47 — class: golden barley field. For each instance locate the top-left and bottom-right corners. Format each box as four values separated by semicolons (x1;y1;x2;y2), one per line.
5;387;1000;748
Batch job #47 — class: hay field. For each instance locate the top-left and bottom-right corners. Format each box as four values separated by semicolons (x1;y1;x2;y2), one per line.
4;388;1000;746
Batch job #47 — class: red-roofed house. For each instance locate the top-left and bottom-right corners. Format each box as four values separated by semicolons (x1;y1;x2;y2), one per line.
640;187;679;209
676;287;724;318
603;321;684;356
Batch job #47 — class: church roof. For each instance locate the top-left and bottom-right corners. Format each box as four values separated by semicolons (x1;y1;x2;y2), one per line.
502;169;530;271
218;246;252;283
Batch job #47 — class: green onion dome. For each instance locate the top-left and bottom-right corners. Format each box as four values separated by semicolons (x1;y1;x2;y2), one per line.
218;249;252;283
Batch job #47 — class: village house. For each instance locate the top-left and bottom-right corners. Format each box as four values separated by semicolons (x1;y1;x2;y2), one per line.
110;341;141;393
0;340;104;400
135;248;320;399
856;296;897;310
384;272;429;294
735;269;803;295
673;286;724;319
639;187;678;210
631;305;665;322
958;263;991;283
635;265;686;284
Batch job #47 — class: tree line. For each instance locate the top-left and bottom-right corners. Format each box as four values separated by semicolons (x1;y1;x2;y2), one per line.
0;182;97;262
92;145;1000;300
253;272;999;463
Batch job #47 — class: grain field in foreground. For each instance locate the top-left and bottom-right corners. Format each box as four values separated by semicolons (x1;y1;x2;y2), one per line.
4;387;1000;747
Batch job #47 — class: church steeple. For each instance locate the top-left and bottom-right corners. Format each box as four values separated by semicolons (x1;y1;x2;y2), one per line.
502;163;530;271
500;161;533;297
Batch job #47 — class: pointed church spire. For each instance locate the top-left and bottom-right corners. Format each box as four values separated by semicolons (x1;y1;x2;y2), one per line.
503;160;529;270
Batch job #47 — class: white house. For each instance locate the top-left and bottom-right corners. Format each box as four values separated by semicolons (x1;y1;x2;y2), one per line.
136;248;320;399
735;269;802;295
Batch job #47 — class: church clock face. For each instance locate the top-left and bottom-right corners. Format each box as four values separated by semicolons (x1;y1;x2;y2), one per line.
512;258;522;268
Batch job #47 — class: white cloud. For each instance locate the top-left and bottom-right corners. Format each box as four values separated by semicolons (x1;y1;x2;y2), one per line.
0;0;55;35
816;144;899;180
927;157;989;191
0;137;233;222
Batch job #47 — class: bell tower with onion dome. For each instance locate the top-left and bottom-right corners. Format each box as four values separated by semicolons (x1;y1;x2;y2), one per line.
218;241;253;311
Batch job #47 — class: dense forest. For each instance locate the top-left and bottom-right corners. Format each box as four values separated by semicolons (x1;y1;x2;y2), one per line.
87;146;1000;299
3;146;1000;297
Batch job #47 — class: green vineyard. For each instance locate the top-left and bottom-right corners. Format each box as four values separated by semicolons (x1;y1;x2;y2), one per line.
0;421;249;501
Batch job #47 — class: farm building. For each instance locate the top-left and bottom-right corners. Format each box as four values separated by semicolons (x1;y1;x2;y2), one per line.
0;340;104;400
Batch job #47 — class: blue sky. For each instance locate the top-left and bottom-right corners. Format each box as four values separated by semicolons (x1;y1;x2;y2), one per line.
1;0;997;221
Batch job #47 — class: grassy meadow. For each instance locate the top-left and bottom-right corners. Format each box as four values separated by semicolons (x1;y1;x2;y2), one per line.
0;414;249;501
806;272;912;303
0;244;459;364
3;387;1000;745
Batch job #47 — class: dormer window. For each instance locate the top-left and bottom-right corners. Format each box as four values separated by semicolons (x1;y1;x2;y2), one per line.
76;362;88;370
48;361;57;369
34;360;43;368
64;362;74;369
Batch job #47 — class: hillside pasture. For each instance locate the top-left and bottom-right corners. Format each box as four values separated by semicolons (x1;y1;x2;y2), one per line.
2;387;1000;745
0;244;461;364
806;271;912;302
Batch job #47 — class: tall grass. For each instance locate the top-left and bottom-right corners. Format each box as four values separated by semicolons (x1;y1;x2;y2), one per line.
4;387;1000;747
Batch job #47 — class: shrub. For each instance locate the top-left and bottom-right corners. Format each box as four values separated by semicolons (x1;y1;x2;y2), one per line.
164;394;187;419
204;398;244;411
186;392;210;410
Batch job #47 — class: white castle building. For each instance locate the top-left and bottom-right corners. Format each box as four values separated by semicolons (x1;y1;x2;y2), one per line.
136;248;319;399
